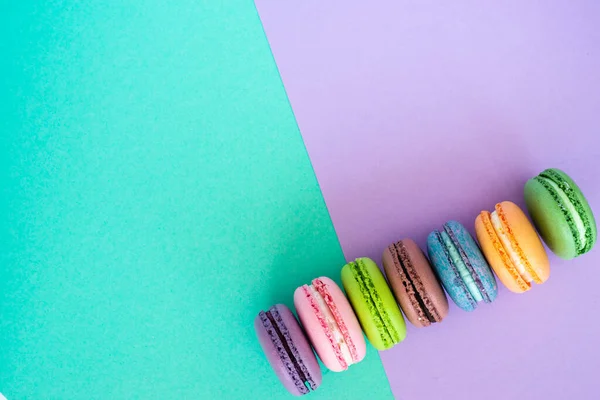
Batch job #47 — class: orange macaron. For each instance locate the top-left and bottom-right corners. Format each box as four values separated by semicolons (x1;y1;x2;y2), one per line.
475;201;550;293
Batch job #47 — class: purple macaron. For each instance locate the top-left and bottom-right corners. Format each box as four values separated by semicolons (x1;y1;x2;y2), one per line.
254;304;322;396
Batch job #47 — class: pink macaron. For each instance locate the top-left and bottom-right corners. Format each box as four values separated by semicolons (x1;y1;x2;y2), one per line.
294;277;366;372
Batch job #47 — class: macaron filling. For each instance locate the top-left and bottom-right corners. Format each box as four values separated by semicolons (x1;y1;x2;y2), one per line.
389;241;439;324
490;211;534;283
303;280;357;369
535;170;589;253
349;260;400;347
438;230;483;303
259;308;316;394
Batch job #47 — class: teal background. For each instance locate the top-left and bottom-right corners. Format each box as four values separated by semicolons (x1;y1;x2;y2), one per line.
0;1;393;399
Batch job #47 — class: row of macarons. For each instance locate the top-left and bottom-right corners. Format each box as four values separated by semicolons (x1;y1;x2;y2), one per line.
254;168;597;396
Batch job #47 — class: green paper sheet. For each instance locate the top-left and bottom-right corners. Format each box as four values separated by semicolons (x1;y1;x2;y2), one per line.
0;1;394;399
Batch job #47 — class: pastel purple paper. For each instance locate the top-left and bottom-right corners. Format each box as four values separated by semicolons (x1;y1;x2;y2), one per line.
255;1;600;399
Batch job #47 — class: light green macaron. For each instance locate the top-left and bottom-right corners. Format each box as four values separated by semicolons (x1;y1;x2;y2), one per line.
524;168;597;260
341;257;406;350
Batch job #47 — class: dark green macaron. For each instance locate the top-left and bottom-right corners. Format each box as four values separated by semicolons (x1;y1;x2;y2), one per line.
524;168;597;259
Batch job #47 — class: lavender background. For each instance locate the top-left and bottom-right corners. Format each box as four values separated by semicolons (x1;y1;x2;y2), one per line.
255;1;600;399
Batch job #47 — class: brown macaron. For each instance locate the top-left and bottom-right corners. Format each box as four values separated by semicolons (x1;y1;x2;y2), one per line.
383;238;449;327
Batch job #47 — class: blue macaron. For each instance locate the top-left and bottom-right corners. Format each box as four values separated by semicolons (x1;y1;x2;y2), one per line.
427;220;497;311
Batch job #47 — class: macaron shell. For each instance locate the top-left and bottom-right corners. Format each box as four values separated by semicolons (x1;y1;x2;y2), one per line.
293;278;366;372
498;201;550;283
382;239;449;327
254;304;322;396
341;258;407;350
274;304;322;390
445;221;498;303
294;286;342;372
475;212;528;294
525;169;597;259
317;277;366;363
427;231;477;312
525;177;578;259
